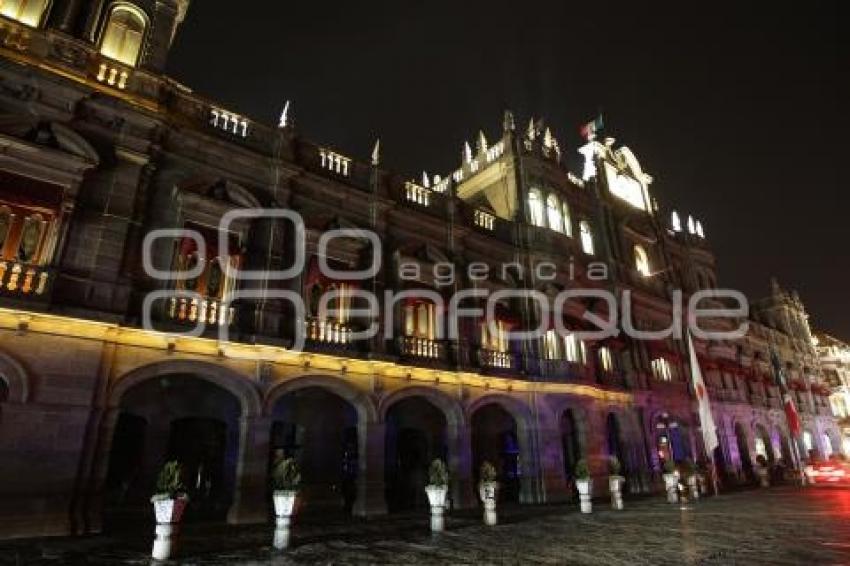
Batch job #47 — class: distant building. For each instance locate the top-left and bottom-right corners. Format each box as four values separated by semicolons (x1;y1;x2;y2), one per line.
0;0;840;539
815;332;850;457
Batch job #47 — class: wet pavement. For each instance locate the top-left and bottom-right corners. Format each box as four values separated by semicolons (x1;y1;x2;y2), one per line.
2;487;849;565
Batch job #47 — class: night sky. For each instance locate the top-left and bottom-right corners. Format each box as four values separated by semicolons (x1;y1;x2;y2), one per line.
167;1;849;338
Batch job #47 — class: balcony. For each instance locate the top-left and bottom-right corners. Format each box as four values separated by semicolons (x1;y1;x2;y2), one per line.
0;261;51;298
305;317;353;346
478;349;513;370
597;370;627;389
399;336;445;361
538;360;592;383
166;296;234;327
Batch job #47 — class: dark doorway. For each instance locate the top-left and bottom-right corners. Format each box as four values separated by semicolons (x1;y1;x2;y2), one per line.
167;417;229;520
606;413;626;470
735;423;754;483
384;397;447;512
472;404;520;503
269;387;359;516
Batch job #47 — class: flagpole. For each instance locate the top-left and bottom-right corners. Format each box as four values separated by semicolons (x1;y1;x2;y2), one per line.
769;340;807;487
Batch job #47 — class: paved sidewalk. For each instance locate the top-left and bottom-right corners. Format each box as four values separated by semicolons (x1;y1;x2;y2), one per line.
1;487;848;565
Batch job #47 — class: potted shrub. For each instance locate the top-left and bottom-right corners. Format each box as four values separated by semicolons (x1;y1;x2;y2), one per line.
608;456;625;510
755;455;770;488
695;459;710;495
271;458;301;550
150;460;188;561
574;459;592;514
425;459;449;532
478;461;499;526
680;459;699;500
662;459;679;503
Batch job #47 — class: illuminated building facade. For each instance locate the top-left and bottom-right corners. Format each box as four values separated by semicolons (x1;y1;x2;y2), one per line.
0;0;841;539
815;332;850;458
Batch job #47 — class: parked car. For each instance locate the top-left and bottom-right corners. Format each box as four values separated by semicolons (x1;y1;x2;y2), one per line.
804;459;850;486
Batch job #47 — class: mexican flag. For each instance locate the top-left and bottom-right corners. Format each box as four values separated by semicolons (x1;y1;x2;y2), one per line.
580;115;605;142
770;347;802;438
688;332;719;455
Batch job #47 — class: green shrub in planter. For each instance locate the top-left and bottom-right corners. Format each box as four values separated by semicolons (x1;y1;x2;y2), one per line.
480;461;498;483
679;459;696;477
608;456;622;476
152;461;187;501
662;459;677;475
574;459;590;480
271;458;301;492
429;459;449;486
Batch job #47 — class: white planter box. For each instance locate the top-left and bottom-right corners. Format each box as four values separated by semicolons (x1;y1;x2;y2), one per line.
609;475;624;510
576;478;593;514
478;482;498;526
687;475;700;499
425;485;449;532
151;495;188;524
756;467;770;488
663;473;679;503
273;490;298;517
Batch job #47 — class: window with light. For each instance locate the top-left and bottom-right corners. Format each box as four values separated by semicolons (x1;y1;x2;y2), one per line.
564;333;586;364
481;320;509;353
0;0;49;27
528;189;545;227
599;346;614;372
404;299;436;339
651;358;673;381
579;221;594;255
100;4;147;66
562;202;572;237
634;244;651;276
546;194;562;233
543;329;561;360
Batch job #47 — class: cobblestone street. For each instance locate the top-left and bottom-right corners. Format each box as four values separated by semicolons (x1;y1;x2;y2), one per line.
2;487;849;565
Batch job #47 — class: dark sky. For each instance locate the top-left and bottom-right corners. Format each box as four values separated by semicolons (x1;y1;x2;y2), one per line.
167;1;849;338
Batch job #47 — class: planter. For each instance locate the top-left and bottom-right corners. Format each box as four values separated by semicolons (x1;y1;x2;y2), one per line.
687;475;700;500
425;485;448;532
478;481;498;526
150;495;188;561
272;490;298;550
697;473;708;495
663;473;679;504
576;478;593;514
609;475;624;510
756;466;770;488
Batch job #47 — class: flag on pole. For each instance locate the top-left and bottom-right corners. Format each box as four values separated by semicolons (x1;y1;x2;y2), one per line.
688;331;719;455
770;347;802;438
579;115;604;142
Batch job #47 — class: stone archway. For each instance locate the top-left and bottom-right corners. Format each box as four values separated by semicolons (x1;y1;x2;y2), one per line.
467;395;537;504
472;403;521;503
734;422;754;483
0;349;29;404
754;423;774;465
104;374;244;524
560;408;585;483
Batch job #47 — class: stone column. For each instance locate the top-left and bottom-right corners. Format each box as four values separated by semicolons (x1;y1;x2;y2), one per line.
353;422;387;516
538;424;570;503
449;424;475;510
227;416;271;524
77;407;119;535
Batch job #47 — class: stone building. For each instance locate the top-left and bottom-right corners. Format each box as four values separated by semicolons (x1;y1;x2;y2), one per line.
0;0;840;539
815;332;850;457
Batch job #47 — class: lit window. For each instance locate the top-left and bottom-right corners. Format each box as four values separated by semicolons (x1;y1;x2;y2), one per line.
695;221;705;238
404;300;436;339
687;215;696;235
543;329;561;360
634;244;651;276
546;194;563;232
481;320;510;353
822;434;833;459
579;221;594;255
651;358;672;381
562;202;573;237
599;347;614;372
99;4;147;67
803;431;813;452
671;211;682;232
18;214;46;263
528;189;545;227
564;333;586;364
0;205;54;265
0;0;49;27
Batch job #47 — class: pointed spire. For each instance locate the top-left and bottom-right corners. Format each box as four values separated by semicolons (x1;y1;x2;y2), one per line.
526;117;536;140
463;141;473;164
278;100;291;128
543;127;553;148
476;130;488;154
421;171;430;188
503;109;515;132
371;139;380;166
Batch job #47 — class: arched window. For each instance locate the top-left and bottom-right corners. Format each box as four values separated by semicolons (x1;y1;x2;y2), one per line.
546;194;562;232
0;0;50;27
404;298;436;339
651;358;672;381
562;202;573;237
100;4;147;67
598;346;614;372
687;215;696;235
17;214;45;263
671;211;682;232
579;221;594;255
0;207;12;254
528;189;545;227
695;221;705;238
563;333;586;364
634;244;651;277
